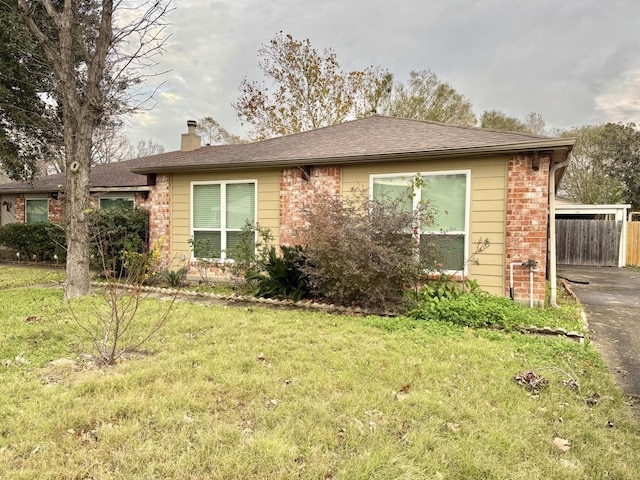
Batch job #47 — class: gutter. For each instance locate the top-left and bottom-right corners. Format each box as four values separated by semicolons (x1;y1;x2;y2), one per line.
548;153;572;308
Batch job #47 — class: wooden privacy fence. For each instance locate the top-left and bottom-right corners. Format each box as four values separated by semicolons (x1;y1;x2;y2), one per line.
556;219;622;266
627;220;640;266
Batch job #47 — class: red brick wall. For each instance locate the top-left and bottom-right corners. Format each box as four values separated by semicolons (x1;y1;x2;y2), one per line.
148;174;171;266
49;196;64;224
279;166;341;245
505;153;551;305
13;194;63;224
14;194;24;223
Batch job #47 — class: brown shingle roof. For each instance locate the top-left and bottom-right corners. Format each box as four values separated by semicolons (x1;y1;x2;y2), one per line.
131;115;574;173
0;115;575;193
0;156;150;194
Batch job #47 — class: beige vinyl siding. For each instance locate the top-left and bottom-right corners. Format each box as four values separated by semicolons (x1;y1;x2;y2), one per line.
170;169;281;265
342;156;507;296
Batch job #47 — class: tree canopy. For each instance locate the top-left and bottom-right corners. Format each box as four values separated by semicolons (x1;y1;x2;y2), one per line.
381;69;476;126
559;123;640;209
480;110;546;135
0;2;61;179
233;32;391;140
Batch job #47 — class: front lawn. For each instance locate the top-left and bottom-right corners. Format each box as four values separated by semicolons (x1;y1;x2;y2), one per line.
0;269;639;479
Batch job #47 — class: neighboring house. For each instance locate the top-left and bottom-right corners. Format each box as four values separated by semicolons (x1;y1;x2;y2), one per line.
0;156;156;226
0;116;576;305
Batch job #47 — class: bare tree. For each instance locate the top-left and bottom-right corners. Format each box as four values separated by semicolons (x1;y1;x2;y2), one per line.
16;0;171;297
196;116;246;145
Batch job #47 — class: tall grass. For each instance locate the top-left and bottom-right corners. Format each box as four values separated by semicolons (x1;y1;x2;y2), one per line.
0;272;638;478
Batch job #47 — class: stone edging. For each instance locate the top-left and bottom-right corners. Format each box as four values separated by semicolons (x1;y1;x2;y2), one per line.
90;281;587;342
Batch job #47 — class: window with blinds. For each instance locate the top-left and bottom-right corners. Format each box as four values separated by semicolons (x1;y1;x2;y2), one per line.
192;182;256;259
371;171;469;271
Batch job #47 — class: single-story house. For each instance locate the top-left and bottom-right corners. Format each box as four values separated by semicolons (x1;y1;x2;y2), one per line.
0;116;576;305
0;156;154;226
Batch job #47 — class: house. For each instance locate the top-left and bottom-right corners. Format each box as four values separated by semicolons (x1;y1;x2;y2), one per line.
0;116;576;305
0;156;156;226
129;116;574;305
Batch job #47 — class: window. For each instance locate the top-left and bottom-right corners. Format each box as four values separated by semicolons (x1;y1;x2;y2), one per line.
25;198;49;223
99;196;135;209
191;181;256;259
371;171;469;271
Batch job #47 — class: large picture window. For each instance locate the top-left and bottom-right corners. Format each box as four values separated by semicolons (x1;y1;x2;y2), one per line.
25;198;49;223
371;171;469;271
191;181;256;259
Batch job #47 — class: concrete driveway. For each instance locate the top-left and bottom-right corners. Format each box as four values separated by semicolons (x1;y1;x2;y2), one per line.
558;265;640;400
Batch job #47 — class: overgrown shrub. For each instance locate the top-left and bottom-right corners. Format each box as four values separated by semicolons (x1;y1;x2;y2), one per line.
301;188;434;311
0;222;66;262
89;207;149;277
249;245;310;301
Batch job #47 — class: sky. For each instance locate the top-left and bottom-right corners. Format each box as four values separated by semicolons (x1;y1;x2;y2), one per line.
124;0;640;151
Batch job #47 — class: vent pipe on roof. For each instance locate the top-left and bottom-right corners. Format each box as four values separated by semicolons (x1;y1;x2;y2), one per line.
181;120;201;152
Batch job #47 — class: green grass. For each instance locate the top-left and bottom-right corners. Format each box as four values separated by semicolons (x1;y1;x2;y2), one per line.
0;264;65;288
1;267;639;479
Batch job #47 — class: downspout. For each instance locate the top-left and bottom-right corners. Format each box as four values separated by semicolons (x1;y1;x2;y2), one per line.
548;154;572;307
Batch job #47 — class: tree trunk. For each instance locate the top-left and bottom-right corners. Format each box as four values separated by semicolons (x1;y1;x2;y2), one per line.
63;118;93;298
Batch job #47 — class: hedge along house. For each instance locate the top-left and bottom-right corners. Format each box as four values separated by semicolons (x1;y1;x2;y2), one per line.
129;116;575;305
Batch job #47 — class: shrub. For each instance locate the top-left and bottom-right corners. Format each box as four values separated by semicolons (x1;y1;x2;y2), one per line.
408;289;566;330
249;245;310;301
0;222;66;262
301;188;434;311
88;207;149;277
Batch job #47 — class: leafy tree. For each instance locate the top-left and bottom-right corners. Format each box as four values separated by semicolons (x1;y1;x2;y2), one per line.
0;2;62;179
559;124;628;206
196;116;246;145
234;32;390;140
382;69;476;126
15;0;171;298
480;110;546;135
599;122;640;209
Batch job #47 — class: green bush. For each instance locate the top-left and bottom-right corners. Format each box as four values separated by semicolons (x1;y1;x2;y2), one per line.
89;207;149;276
0;222;66;262
408;289;568;330
249;245;310;301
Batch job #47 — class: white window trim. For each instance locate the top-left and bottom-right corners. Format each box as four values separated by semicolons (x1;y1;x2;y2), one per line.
369;169;471;274
25;197;49;223
190;180;258;261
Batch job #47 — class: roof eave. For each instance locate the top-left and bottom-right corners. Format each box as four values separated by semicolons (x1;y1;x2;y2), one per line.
131;139;576;174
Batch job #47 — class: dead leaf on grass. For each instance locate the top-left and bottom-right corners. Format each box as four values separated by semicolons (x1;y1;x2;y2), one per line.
513;371;549;393
25;315;40;323
587;393;601;406
553;436;570;453
446;422;461;433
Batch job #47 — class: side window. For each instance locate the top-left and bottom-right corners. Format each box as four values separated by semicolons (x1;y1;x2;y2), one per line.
25;199;49;223
99;197;135;209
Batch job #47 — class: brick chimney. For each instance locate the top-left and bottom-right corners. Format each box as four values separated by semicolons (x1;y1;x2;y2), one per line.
180;120;201;151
